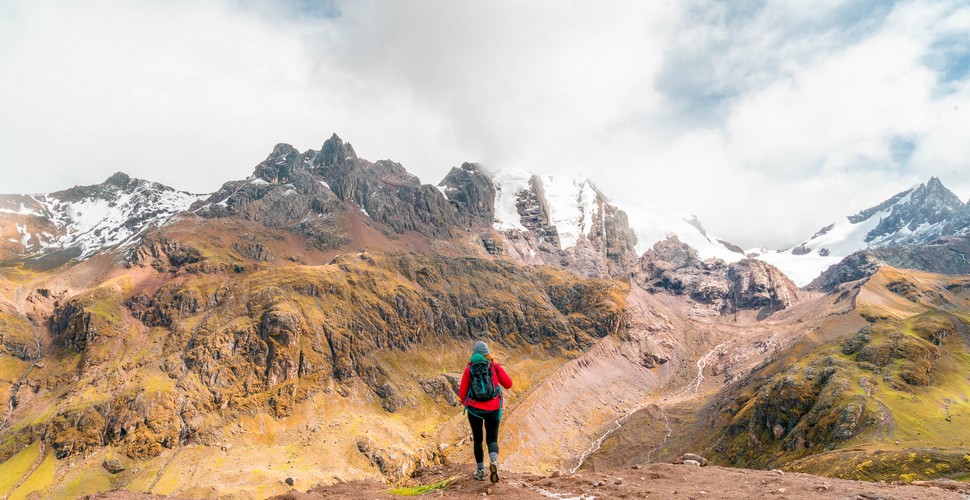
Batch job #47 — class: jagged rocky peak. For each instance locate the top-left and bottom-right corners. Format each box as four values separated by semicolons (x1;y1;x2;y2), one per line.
808;235;970;292
316;132;358;167
198;133;459;241
105;171;135;188
54;171;157;202
492;171;608;248
487;169;639;277
252;143;313;185
313;134;418;186
437;162;497;224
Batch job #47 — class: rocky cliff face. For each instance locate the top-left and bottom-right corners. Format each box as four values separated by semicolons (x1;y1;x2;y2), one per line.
636;237;798;315
437;162;496;227
189;138;643;280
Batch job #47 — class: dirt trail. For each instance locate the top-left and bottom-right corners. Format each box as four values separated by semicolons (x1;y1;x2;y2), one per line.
568;401;639;474
67;463;970;500
278;462;968;499
3;441;45;500
572;336;731;472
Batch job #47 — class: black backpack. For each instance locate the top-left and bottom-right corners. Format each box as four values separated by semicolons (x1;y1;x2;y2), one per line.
468;360;499;402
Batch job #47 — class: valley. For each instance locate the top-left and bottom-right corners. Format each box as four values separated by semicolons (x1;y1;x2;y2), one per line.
1;135;969;498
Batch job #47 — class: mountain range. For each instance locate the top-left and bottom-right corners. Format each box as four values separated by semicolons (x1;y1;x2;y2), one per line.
1;134;969;497
6;139;970;290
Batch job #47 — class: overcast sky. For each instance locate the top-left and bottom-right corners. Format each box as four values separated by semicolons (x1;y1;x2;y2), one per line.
1;0;969;249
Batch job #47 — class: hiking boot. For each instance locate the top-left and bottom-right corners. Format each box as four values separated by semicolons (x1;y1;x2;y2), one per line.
473;468;486;481
489;463;499;483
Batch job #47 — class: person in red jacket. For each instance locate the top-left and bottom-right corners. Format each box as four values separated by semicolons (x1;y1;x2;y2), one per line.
458;340;513;483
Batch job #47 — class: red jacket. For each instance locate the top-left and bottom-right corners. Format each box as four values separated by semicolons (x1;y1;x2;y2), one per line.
458;361;513;411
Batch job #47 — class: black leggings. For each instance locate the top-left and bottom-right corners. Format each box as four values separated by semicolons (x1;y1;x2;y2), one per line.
467;409;500;464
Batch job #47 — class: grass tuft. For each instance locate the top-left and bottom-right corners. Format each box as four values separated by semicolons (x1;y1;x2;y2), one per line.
387;475;460;496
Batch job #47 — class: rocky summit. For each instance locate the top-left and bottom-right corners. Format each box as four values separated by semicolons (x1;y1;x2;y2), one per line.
1;135;969;498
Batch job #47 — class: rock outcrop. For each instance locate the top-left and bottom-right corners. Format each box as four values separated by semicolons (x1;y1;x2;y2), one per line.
437;162;496;226
637;237;798;315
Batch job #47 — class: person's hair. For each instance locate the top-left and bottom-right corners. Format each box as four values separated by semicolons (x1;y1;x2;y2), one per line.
484;353;495;362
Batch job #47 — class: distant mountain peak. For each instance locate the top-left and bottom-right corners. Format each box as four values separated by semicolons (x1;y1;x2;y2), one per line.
864;177;964;244
317;133;358;167
105;171;134;188
759;176;969;286
0;172;201;263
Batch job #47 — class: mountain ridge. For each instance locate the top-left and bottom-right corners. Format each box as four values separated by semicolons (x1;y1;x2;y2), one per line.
1;134;745;283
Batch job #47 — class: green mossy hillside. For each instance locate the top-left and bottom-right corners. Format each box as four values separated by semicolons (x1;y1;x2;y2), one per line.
707;273;970;483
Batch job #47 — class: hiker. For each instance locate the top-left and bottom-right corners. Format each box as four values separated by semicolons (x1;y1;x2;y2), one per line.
458;340;513;483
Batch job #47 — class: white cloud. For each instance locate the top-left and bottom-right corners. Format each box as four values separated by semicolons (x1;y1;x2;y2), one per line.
1;0;969;250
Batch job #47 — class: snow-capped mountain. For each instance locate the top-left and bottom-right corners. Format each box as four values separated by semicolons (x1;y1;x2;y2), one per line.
758;177;970;286
0;172;202;261
484;168;743;263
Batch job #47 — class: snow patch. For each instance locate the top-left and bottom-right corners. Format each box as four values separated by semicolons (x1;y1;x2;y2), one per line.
490;169;745;259
757;251;842;287
492;170;532;231
15;223;30;247
0;202;43;216
542;175;599;250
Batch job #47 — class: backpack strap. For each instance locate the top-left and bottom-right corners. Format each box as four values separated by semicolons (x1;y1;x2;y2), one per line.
463;362;470;415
